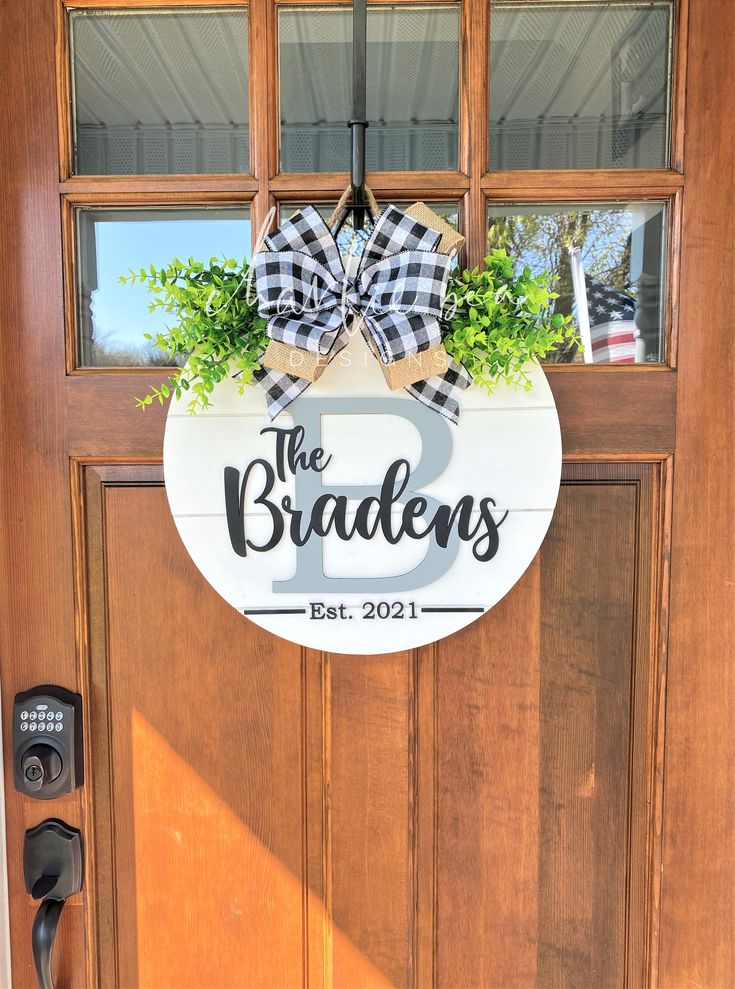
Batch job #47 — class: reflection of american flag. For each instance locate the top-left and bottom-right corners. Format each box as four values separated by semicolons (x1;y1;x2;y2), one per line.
586;278;637;363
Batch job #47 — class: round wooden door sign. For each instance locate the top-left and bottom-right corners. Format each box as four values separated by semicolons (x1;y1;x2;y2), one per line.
164;335;561;654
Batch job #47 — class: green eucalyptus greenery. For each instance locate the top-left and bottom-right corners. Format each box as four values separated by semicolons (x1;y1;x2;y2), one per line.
442;249;579;391
120;256;266;413
124;246;577;413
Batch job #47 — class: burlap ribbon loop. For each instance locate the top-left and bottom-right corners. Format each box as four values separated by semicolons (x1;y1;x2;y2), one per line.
326;184;381;229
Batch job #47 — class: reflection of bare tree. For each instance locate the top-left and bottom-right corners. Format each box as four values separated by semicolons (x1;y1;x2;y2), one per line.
487;210;632;362
90;339;185;368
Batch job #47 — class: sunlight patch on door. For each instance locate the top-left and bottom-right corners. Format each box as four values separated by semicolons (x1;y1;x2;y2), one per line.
131;709;395;988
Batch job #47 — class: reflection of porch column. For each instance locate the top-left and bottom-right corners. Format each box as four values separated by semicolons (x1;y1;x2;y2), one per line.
629;203;665;361
78;208;99;366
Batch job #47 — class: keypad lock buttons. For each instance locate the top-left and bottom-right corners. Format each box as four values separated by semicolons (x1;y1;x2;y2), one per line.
13;686;83;800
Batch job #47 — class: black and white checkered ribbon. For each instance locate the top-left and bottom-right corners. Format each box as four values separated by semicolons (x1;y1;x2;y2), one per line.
253;204;471;422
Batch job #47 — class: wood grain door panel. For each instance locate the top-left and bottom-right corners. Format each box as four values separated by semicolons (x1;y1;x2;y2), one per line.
78;463;662;987
83;469;306;987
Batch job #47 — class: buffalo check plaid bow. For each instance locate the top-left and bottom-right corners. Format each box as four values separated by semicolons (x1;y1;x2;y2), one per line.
253;204;471;422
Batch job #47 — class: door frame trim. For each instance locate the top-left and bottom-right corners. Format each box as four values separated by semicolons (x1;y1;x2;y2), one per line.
0;687;13;988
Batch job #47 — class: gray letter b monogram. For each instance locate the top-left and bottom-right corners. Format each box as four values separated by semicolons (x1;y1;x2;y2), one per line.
274;398;459;593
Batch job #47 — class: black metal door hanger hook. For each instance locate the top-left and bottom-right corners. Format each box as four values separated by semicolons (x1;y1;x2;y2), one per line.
335;0;370;234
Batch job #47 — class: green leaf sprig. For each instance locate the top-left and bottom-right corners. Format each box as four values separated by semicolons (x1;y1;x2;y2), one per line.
120;256;267;414
442;248;579;392
126;246;578;414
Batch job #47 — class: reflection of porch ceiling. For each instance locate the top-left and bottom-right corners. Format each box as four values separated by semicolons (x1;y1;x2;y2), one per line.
72;10;249;127
490;5;670;124
71;4;670;173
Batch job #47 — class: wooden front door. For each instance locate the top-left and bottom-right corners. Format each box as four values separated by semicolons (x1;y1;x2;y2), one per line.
1;1;732;986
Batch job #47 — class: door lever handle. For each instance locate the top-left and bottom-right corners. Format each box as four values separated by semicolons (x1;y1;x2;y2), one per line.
32;875;60;900
32;899;65;989
23;820;83;989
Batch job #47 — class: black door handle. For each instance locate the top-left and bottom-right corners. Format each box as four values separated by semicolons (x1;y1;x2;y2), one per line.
23;820;83;989
32;899;65;989
32;875;60;900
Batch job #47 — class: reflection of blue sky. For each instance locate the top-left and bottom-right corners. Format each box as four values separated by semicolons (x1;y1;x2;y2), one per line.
86;213;251;352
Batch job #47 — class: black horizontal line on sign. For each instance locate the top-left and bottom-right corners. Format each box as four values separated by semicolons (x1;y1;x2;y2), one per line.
421;607;485;614
242;608;307;615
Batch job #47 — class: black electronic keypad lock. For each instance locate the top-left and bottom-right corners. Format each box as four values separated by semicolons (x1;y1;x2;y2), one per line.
13;686;83;799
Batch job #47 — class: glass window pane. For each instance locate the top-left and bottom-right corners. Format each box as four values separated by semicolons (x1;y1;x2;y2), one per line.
282;201;460;261
70;9;249;175
487;202;667;363
76;207;251;366
490;3;673;170
279;7;459;172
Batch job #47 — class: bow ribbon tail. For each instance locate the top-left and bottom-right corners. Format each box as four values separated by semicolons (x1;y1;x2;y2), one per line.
252;365;312;420
254;330;349;420
405;358;472;424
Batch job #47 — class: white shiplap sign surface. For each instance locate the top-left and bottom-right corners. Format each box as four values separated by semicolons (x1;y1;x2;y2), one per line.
164;334;561;653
